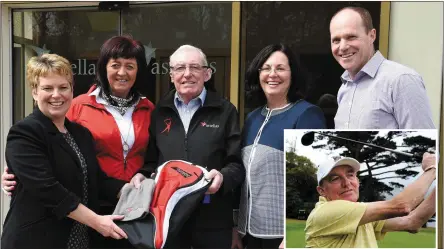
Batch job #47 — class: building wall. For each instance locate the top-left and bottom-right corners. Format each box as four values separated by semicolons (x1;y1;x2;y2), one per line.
388;2;443;127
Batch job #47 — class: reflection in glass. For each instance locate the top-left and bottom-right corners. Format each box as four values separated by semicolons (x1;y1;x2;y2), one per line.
12;9;119;123
122;2;232;102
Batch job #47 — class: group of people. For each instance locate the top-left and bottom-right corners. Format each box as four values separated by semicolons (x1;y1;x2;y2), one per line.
0;5;437;249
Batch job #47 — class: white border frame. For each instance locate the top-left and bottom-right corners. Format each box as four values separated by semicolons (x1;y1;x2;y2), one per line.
283;129;439;249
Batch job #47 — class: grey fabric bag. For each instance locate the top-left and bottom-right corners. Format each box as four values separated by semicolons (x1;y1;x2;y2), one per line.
113;179;155;221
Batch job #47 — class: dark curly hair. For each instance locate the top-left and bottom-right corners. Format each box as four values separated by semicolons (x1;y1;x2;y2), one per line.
245;43;306;108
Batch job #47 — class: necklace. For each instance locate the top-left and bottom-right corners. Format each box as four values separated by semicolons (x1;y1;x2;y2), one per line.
100;89;137;116
119;120;133;154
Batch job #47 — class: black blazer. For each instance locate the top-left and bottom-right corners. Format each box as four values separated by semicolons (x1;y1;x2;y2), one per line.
1;108;126;249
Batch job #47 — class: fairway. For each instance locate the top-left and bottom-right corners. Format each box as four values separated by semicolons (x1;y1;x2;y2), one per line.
286;219;436;248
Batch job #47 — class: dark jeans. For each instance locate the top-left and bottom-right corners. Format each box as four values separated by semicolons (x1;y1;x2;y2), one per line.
242;233;282;249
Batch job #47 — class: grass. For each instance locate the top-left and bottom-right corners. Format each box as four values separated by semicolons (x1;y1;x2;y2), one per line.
378;227;435;248
286;219;307;248
286;218;436;248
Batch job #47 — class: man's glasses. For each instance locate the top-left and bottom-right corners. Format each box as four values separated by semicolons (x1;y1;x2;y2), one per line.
258;66;290;74
170;64;209;74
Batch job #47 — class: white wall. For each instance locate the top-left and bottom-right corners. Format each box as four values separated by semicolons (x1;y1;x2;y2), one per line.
388;2;443;128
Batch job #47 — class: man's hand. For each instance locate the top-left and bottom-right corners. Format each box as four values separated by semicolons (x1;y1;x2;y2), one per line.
205;169;223;194
117;183;130;199
2;166;16;196
129;173;146;189
421;152;436;172
231;227;243;249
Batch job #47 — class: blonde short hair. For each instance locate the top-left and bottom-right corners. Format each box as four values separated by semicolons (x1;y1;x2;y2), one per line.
26;54;73;90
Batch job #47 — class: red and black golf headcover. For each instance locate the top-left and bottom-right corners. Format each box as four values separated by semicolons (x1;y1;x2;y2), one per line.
116;160;210;249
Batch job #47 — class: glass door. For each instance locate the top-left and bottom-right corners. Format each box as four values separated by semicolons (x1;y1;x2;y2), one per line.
121;2;232;102
11;2;233;124
12;8;120;123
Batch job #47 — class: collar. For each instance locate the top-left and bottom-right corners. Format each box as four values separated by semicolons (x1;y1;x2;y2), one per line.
80;85;150;109
159;88;222;109
32;106;75;135
174;87;207;107
89;86;108;106
89;86;146;104
319;196;328;202
261;102;295;116
341;50;385;84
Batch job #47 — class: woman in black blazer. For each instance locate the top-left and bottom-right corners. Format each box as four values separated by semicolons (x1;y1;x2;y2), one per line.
1;54;128;249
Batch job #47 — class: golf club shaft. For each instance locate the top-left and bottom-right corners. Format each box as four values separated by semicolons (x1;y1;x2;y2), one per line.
319;133;415;158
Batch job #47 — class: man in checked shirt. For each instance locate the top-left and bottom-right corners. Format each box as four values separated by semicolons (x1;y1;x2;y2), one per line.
330;6;435;129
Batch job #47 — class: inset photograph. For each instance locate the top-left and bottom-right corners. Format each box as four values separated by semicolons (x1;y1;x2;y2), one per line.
285;130;437;248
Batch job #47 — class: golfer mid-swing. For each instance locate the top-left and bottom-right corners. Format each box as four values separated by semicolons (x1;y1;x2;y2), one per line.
305;153;436;248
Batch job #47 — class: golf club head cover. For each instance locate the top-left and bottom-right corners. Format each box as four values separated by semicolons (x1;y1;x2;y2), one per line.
117;160;211;249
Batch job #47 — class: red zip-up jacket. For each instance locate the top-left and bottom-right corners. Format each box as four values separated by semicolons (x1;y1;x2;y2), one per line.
66;85;155;181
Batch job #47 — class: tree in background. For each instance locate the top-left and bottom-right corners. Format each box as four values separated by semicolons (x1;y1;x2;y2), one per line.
286;152;318;219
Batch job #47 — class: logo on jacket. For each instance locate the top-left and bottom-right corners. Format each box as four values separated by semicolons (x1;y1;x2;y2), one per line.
161;118;172;134
172;167;192;178
200;122;219;128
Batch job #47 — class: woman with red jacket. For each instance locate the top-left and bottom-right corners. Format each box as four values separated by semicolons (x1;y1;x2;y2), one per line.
67;36;155;183
2;35;155;249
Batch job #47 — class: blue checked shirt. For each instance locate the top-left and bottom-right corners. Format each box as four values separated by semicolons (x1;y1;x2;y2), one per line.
174;88;207;134
334;51;435;129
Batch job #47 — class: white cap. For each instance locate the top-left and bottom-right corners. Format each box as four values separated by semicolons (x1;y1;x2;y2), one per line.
317;157;361;185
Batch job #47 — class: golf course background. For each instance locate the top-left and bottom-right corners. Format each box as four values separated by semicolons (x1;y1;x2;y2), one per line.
286;219;436;248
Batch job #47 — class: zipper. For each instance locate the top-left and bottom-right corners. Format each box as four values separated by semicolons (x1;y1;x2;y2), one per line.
248;109;272;166
187;106;204;134
164;104;206;162
183;105;207;161
122;106;144;171
247;107;272;234
184;134;188;161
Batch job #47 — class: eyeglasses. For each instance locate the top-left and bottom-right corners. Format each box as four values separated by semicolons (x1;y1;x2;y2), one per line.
258;67;290;74
170;64;209;74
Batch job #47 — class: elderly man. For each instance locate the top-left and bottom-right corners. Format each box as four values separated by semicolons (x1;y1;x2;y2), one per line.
132;45;245;248
330;6;435;129
305;153;436;248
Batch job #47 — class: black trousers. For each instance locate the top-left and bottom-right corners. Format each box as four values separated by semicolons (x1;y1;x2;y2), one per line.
242;233;282;249
166;227;232;249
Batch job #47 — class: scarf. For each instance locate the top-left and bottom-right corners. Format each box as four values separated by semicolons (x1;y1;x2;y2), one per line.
100;89;140;115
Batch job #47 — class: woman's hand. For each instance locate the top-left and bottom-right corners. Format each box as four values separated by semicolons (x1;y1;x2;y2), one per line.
231;227;243;249
2;166;16;196
279;239;284;249
92;215;128;240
